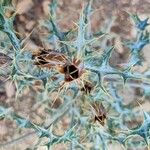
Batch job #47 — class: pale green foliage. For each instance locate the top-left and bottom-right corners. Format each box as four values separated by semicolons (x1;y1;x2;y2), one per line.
0;0;150;150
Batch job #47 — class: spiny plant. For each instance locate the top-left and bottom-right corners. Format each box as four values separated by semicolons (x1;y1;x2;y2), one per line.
0;0;150;150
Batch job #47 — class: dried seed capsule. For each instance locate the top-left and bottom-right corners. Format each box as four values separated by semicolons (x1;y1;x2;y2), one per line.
92;102;107;126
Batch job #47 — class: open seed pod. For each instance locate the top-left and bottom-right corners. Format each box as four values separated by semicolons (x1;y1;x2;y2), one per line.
33;49;85;82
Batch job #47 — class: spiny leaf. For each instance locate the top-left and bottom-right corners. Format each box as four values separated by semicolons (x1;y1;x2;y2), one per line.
129;13;149;30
